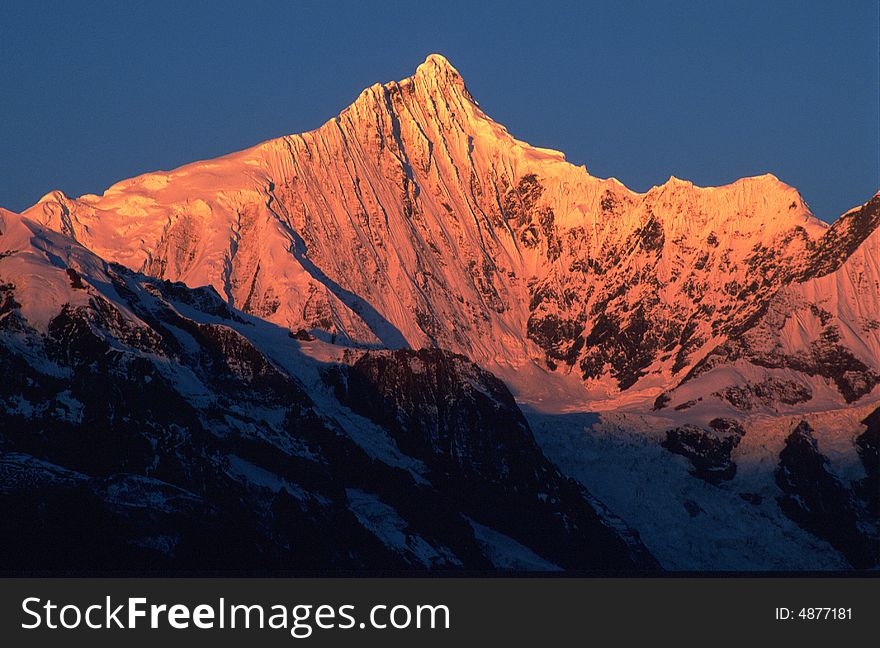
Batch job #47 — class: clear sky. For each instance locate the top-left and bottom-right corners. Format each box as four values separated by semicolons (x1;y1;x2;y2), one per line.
1;0;876;221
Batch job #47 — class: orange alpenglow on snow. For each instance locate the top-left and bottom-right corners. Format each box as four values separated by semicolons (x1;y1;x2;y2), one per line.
2;54;879;573
10;54;880;414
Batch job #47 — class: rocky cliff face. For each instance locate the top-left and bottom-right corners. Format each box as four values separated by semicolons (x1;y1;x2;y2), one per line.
4;54;878;571
324;348;655;569
22;55;877;413
0;210;656;572
775;421;878;569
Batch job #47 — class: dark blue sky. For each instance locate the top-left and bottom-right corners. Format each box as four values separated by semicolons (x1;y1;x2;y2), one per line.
1;1;876;220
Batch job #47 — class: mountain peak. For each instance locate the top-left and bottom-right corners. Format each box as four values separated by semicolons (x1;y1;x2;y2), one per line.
411;53;474;103
13;54;877;413
416;53;459;78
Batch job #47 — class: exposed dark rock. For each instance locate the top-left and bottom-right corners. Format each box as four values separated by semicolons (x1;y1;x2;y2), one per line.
291;328;315;341
683;499;703;517
799;195;880;280
661;421;745;483
0;261;659;573
65;268;86;289
716;379;812;410
600;191;617;212
687;327;878;405
775;421;878;569
854;407;879;515
582;305;673;390
708;417;746;437
652;392;671;411
634;215;664;253
783;330;880;403
325;348;659;571
526;313;584;366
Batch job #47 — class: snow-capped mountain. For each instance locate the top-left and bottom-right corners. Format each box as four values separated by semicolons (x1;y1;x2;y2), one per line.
659;195;880;411
3;55;877;570
0;208;655;571
22;55;877;414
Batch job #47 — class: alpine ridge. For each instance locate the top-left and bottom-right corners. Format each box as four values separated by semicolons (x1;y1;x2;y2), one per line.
22;54;876;413
0;208;657;571
3;54;878;571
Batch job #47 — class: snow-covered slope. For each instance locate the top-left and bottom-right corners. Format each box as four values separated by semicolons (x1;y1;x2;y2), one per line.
21;54;874;413
3;54;878;571
659;195;880;415
527;402;878;570
0;209;656;572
